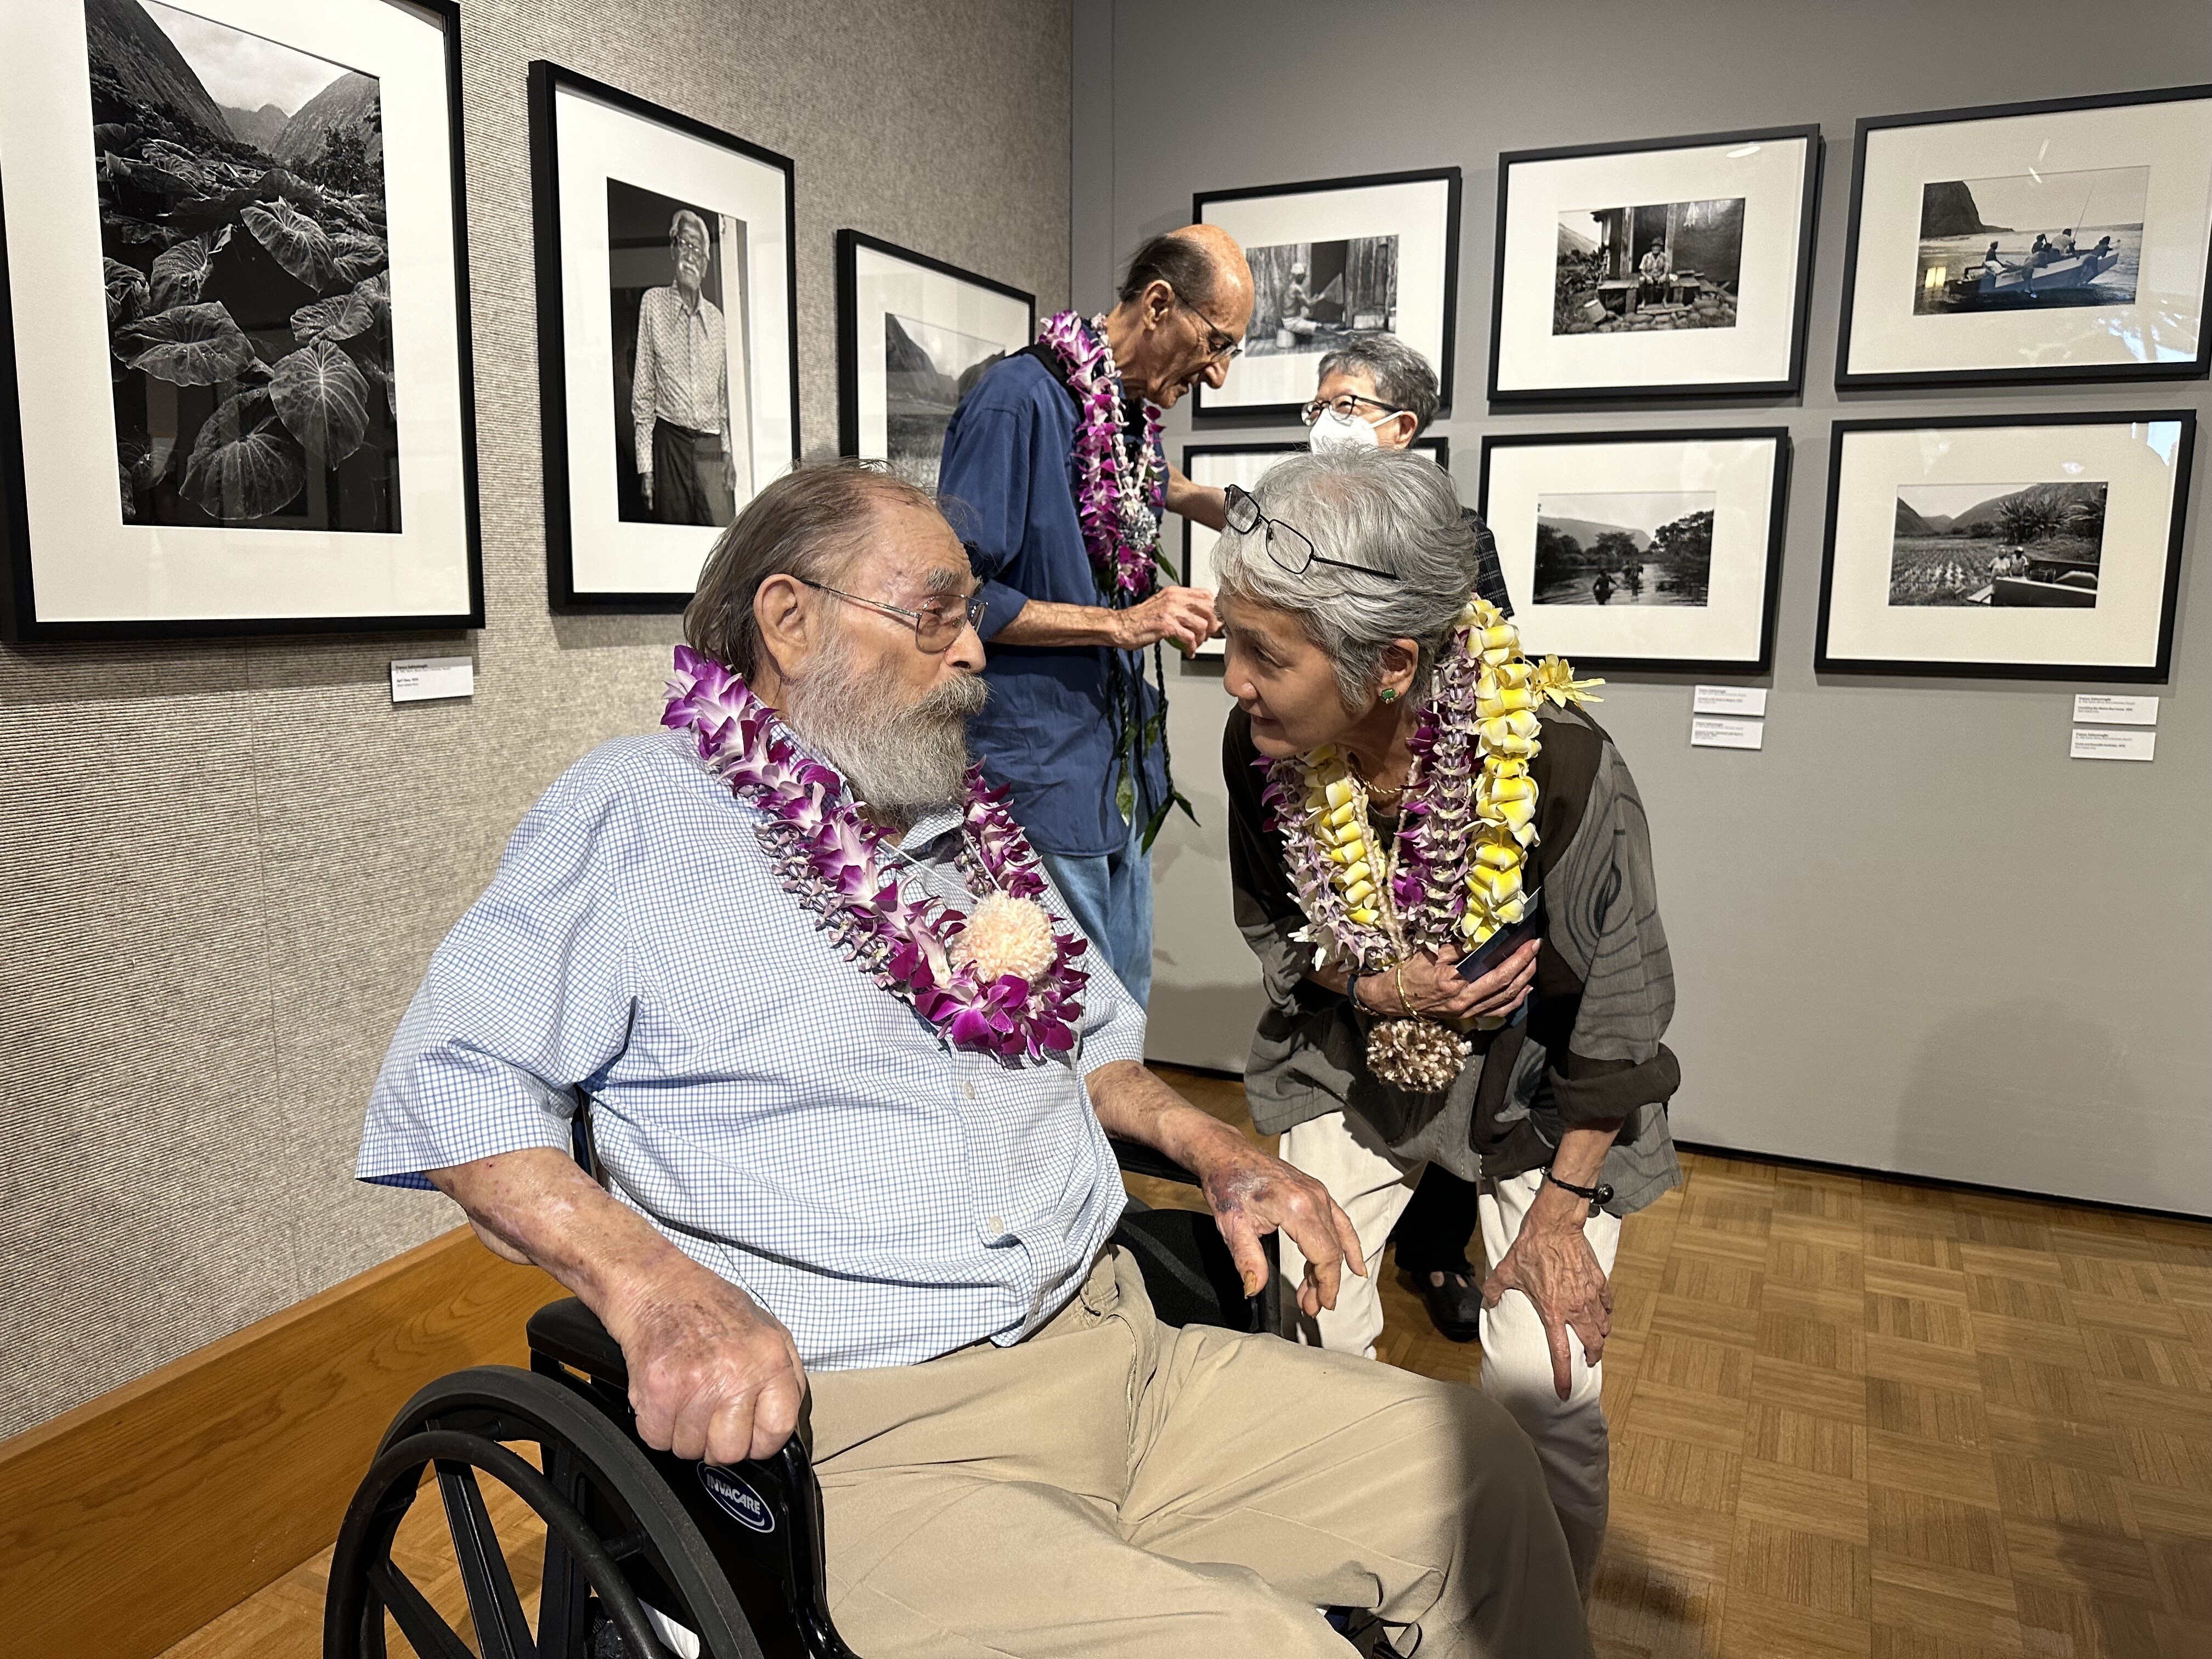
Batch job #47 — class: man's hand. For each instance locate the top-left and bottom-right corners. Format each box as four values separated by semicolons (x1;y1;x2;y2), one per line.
1481;1216;1611;1400
1187;1125;1366;1319
1112;585;1218;654
606;1255;809;1465
640;470;654;510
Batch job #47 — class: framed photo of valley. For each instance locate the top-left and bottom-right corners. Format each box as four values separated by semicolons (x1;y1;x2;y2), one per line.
1836;86;2212;389
836;231;1034;492
1815;413;2194;681
1488;126;1821;403
1477;428;1791;674
0;0;481;641
1192;168;1462;423
529;61;798;610
1181;437;1450;659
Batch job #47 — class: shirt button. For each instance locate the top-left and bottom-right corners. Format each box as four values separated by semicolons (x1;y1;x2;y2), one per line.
988;1216;1005;1234
962;1080;978;1102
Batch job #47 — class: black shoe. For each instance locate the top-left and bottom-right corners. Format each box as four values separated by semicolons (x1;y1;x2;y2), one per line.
1405;1262;1483;1342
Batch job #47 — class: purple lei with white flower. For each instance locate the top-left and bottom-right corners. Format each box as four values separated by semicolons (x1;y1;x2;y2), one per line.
662;646;1087;1062
1039;309;1167;599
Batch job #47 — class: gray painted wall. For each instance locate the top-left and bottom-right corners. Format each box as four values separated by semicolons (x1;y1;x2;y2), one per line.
0;0;1071;1439
1082;0;2212;1215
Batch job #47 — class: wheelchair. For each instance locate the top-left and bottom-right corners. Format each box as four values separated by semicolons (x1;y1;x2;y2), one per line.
323;1137;1283;1659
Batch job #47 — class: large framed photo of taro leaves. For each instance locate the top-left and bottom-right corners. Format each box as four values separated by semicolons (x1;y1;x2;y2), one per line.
1836;87;2212;389
531;62;798;610
1815;413;2194;681
836;230;1034;493
1489;126;1821;403
1193;168;1462;423
0;0;479;642
1477;428;1791;675
1180;437;1451;659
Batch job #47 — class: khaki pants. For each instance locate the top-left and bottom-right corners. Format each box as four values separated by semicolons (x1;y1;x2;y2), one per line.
1276;1112;1620;1594
807;1246;1589;1658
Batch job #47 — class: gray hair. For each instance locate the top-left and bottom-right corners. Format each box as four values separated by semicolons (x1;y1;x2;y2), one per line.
1317;335;1441;436
670;208;710;249
1214;448;1479;709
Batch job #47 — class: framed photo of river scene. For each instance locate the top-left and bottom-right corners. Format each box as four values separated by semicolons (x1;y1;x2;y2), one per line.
1488;126;1820;403
1836;87;2212;388
0;0;480;641
1815;413;2194;681
1477;428;1791;675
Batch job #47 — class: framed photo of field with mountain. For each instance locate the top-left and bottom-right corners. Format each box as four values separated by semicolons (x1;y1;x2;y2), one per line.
1816;414;2195;680
1477;428;1791;674
836;231;1034;494
1837;87;2212;388
0;0;479;641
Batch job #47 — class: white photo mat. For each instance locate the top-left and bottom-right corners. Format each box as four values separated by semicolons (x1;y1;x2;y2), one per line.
1820;419;2188;673
1493;136;1813;397
847;242;1031;466
1484;435;1784;668
1198;175;1455;413
0;0;472;627
552;82;792;598
1843;98;2212;382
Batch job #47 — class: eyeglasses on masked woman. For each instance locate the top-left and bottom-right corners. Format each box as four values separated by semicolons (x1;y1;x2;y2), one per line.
1221;486;1401;583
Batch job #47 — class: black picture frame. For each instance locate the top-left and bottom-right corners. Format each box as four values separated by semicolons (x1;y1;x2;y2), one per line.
834;229;1035;466
1476;426;1792;675
1487;125;1822;406
531;60;800;611
0;0;482;643
1835;85;2212;391
1814;410;2195;682
1191;166;1463;425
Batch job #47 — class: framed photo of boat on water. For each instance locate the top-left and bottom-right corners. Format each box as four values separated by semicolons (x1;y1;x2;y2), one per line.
1476;427;1790;675
1836;87;2212;388
1488;126;1821;403
1815;413;2195;681
1181;437;1450;659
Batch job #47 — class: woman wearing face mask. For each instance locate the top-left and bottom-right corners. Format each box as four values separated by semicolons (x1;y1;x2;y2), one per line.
1213;447;1682;1595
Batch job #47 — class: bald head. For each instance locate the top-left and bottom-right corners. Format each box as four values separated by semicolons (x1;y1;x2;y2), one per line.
1116;225;1254;314
1106;225;1256;411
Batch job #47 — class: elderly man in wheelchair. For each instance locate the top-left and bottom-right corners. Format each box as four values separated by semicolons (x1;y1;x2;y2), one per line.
347;460;1589;1659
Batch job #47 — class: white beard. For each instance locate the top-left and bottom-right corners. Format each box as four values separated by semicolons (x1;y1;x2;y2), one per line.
782;627;988;821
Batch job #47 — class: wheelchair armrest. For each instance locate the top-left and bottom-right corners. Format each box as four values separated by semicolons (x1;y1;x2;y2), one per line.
527;1295;631;1386
1108;1135;1203;1189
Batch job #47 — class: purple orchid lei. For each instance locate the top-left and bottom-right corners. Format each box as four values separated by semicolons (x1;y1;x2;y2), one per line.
662;646;1087;1063
1039;309;1167;599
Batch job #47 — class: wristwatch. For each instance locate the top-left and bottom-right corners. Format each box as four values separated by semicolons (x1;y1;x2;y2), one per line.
1543;1167;1615;1217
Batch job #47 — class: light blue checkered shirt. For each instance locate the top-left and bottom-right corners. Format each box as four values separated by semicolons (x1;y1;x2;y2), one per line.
358;730;1140;1370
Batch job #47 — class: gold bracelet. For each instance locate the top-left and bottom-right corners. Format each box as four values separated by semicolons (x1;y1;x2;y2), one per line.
1393;961;1413;1017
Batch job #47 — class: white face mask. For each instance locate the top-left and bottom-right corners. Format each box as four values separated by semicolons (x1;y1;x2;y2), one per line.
1309;408;1384;452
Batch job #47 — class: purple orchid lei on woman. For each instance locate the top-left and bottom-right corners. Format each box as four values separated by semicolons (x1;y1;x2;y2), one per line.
662;645;1087;1063
1039;309;1167;600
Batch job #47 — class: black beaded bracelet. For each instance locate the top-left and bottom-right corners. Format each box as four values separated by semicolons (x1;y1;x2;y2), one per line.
1543;1167;1615;1214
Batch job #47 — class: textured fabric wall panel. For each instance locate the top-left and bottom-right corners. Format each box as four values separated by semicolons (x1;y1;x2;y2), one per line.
0;0;1071;1439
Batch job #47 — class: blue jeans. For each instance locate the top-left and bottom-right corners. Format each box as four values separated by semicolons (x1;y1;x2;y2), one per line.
1039;820;1153;1009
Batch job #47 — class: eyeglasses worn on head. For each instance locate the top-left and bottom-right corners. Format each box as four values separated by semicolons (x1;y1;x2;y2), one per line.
1221;486;1401;583
1176;295;1243;362
796;575;988;652
1300;392;1407;426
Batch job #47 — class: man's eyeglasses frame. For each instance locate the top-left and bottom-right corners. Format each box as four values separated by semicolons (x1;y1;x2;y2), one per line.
795;572;988;652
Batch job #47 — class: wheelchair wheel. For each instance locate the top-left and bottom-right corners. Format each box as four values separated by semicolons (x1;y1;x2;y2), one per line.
324;1364;765;1659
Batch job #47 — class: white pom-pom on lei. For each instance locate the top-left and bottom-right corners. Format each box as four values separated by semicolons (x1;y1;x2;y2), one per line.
950;891;1060;983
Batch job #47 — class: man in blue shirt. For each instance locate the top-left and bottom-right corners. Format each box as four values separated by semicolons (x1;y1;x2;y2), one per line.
939;228;1251;1008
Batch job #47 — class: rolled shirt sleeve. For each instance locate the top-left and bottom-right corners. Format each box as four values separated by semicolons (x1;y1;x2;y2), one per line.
938;403;1034;641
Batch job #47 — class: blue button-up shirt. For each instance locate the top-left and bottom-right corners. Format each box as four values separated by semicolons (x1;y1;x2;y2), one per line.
357;730;1140;1371
938;352;1167;859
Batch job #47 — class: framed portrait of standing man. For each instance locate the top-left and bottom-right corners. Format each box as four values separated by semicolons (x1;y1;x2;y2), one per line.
529;61;798;609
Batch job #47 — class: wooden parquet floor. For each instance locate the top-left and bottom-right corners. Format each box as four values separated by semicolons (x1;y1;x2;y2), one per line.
161;1065;2212;1659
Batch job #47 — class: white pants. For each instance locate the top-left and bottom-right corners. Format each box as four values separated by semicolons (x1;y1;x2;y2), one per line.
1275;1110;1620;1593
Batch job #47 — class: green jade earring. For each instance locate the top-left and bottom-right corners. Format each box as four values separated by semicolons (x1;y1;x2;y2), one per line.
1379;687;1398;703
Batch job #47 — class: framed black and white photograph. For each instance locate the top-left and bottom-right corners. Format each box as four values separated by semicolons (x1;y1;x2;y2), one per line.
1182;437;1449;658
530;61;797;609
1479;428;1790;674
1816;413;2193;680
1193;168;1460;422
1488;127;1820;403
836;231;1033;492
1836;87;2212;389
0;0;479;641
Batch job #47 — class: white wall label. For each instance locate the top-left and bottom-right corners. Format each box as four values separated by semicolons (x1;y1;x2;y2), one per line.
391;657;475;703
2072;693;2157;726
2070;726;2155;762
1691;716;1764;751
1693;684;1768;716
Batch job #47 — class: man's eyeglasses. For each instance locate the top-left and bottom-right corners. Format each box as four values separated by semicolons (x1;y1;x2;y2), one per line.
797;575;987;652
1222;486;1400;583
1300;392;1406;426
1177;296;1243;362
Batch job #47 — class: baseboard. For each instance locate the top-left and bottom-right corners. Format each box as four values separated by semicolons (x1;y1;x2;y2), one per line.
0;1226;557;1659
